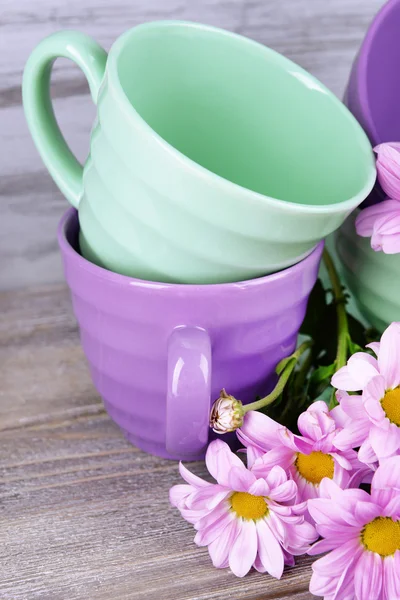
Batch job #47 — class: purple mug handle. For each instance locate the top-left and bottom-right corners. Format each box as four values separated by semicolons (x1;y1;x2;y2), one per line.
166;326;212;459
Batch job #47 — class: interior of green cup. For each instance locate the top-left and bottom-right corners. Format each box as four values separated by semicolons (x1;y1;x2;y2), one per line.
116;22;373;206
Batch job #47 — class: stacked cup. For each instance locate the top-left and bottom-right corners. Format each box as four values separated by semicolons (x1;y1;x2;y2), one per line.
23;21;376;459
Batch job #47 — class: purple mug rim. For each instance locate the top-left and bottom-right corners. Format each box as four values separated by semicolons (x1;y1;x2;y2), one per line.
354;0;400;144
58;207;324;290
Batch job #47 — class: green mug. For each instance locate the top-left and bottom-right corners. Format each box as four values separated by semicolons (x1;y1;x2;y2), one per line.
23;21;376;284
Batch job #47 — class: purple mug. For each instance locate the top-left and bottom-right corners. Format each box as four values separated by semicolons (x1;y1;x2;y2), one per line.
345;0;400;205
58;208;323;460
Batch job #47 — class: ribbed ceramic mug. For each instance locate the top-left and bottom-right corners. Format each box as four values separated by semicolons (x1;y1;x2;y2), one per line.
59;208;323;460
27;21;373;284
336;212;400;333
344;0;400;207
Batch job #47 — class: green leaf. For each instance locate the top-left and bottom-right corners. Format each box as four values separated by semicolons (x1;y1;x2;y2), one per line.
307;363;336;401
347;338;363;355
310;363;336;383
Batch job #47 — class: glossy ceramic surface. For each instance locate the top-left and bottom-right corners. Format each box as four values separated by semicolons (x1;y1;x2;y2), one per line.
336;212;400;333
27;22;373;284
58;208;323;460
344;0;400;205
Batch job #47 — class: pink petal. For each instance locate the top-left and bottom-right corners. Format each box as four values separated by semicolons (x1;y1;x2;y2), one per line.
208;519;239;569
308;498;348;528
194;509;236;546
205;439;246;487
369;424;400;459
331;401;351;428
228;465;256;492
378;322;400;389
364;377;386;422
179;462;210;488
347;353;380;388
228;519;258;577
379;232;400;254
309;571;337;598
237;411;281;453
308;534;354;555
375;143;400;200
186;484;229;510
383;494;400;518
333;418;371;451
284;520;318;554
268;480;297;503
297;401;333;442
245;444;264;469
331;353;379;391
331;365;360;391
340;392;367;421
356;201;400;237
331;452;352;471
358;438;378;466
371;455;400;508
251;446;295;480
354;550;383;600
367;342;381;357
264;465;288;489
384;553;400;600
194;500;230;532
374;212;400;235
248;478;270;497
280;429;312;453
169;484;193;507
354;501;380;526
311;538;361;577
256;518;284;579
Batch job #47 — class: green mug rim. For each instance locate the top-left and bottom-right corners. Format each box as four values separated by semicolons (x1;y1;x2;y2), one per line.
106;20;376;214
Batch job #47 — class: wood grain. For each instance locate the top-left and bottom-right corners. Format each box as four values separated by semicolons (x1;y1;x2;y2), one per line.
0;0;385;289
0;283;315;599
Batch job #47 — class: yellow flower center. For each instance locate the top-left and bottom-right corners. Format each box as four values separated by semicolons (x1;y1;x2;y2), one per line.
361;517;400;557
295;451;334;485
381;387;400;426
230;492;268;520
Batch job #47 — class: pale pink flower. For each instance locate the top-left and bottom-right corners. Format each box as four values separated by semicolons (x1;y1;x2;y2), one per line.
169;439;317;578
331;322;400;463
308;456;400;600
237;401;365;506
356;199;400;253
356;143;400;254
375;142;400;201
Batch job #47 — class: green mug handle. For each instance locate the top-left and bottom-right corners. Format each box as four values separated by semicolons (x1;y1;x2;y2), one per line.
22;31;108;208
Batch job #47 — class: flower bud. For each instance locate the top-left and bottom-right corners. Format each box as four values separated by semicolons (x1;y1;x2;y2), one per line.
209;389;244;434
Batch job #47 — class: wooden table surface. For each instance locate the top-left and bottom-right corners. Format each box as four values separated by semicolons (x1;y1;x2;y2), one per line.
0;283;315;599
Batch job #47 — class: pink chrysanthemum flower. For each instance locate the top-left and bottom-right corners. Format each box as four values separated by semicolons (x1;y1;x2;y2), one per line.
169;439;317;578
331;322;400;463
308;456;400;600
356;143;400;254
237;401;365;504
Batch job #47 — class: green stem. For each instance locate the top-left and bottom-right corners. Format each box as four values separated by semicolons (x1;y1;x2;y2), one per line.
323;249;349;371
323;248;349;408
243;340;313;414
